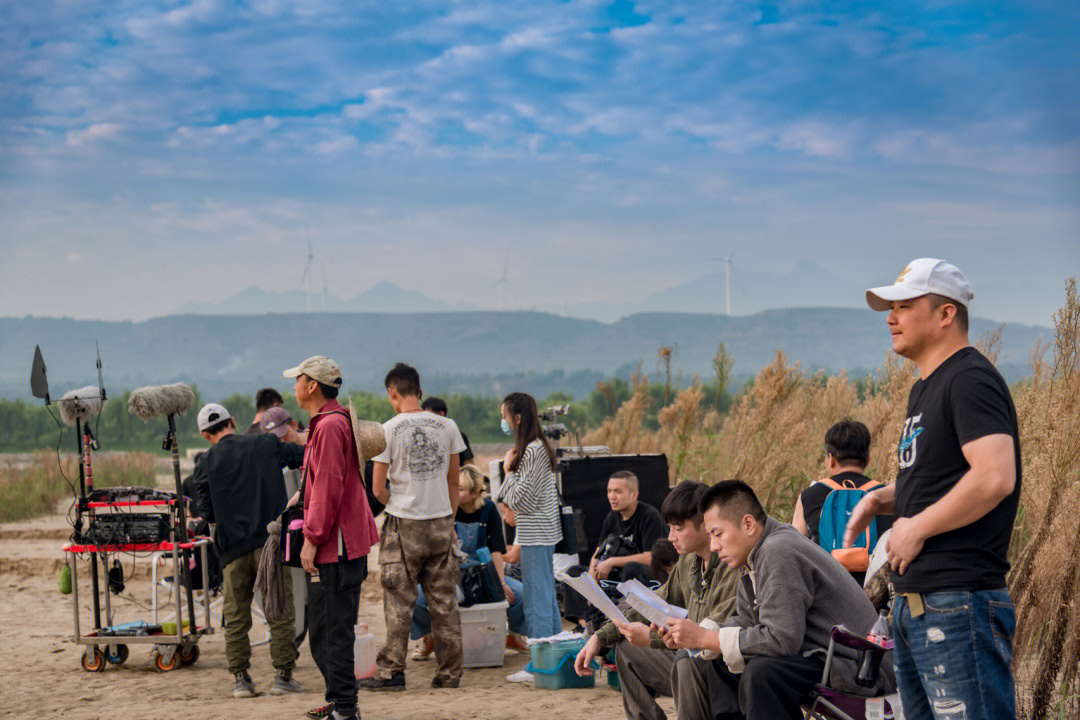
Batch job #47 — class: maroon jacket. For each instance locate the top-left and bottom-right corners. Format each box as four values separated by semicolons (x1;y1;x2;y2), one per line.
302;399;379;564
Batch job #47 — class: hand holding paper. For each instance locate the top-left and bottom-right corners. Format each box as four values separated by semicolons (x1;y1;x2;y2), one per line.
558;571;628;624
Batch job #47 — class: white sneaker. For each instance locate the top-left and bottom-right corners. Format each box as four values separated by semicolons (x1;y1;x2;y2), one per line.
506;669;534;683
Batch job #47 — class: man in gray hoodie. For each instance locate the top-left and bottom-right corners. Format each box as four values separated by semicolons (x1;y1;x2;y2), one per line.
661;480;893;720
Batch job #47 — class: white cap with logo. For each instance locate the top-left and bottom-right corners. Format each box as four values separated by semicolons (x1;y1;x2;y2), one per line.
197;403;233;432
282;356;343;387
866;258;974;312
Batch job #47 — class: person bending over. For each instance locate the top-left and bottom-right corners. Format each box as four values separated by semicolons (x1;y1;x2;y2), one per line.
672;480;893;720
192;402;304;699
574;480;739;720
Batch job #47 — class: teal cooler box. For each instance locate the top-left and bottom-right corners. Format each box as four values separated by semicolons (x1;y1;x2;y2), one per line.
526;638;597;690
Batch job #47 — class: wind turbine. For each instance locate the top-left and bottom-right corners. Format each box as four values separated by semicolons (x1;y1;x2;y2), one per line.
322;268;329;312
493;253;508;311
301;239;314;313
707;253;734;316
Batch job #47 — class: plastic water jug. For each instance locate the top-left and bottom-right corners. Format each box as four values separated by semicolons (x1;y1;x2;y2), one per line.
354;623;377;679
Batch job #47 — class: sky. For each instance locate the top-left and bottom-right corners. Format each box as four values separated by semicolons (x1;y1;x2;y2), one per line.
1;1;1078;327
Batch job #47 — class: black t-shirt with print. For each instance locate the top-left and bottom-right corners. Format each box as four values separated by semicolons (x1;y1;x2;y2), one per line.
597;502;668;560
892;346;1021;593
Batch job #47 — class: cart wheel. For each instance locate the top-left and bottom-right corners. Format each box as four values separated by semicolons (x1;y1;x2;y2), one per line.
154;651;179;672
81;648;106;672
105;644;129;665
178;643;200;665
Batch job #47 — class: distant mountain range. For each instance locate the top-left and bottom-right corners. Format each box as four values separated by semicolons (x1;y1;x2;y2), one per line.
176;281;478;315
169;259;1066;327
1;308;1050;401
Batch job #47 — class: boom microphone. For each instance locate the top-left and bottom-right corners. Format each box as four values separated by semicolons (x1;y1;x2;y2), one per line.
57;386;104;426
128;383;195;421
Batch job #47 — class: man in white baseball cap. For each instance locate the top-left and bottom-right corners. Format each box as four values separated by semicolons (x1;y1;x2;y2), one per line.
197;403;232;432
846;258;1021;718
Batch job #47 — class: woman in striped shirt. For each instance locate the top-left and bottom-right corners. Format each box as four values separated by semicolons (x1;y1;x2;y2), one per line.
498;392;563;640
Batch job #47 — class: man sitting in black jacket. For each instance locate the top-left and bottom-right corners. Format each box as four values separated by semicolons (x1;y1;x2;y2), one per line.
192;402;305;699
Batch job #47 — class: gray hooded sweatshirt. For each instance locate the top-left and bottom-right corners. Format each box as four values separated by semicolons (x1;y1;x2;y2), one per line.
717;517;896;695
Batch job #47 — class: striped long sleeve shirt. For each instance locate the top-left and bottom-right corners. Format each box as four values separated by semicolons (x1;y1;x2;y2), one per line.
499;439;562;546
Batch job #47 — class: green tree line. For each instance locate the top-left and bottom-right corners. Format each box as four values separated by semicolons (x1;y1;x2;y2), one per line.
0;346;735;453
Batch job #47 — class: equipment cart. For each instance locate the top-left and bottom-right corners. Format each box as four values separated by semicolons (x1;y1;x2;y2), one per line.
64;535;214;672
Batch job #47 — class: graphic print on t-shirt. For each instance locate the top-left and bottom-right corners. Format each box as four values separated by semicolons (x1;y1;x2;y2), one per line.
897;413;923;469
393;420;446;481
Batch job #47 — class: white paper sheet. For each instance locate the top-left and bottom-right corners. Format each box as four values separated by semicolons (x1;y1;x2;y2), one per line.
557;572;628;624
615;578;689;627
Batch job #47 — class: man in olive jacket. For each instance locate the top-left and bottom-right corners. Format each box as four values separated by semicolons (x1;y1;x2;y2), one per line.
575;481;739;720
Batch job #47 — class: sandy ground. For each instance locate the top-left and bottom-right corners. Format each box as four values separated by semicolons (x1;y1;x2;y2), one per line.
1;490;669;720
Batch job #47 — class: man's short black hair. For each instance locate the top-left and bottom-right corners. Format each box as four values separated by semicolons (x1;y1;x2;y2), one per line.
254;387;284;412
300;374;339;400
699;480;766;524
661;480;707;526
384;363;422;398
927;293;970;333
422;396;448;415
204;417;235;436
824;419;871;467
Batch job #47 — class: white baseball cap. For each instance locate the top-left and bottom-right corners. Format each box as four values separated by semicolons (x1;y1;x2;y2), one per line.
866;258;974;312
282;356;343;387
197;403;233;432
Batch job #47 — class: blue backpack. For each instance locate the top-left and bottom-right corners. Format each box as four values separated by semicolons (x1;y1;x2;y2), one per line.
815;477;882;572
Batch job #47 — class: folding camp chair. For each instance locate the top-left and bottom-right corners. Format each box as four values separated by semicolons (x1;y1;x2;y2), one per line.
802;626;903;720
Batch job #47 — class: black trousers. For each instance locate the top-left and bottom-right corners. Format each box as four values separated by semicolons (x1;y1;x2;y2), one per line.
712;653;824;720
308;556;367;715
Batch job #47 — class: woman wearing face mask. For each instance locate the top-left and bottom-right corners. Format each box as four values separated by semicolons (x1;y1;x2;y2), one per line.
497;393;563;681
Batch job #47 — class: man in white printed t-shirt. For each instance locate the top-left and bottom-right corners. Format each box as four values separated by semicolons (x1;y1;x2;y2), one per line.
359;363;467;693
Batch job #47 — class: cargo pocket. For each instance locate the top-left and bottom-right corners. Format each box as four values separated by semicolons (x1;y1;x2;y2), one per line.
379;516;405;591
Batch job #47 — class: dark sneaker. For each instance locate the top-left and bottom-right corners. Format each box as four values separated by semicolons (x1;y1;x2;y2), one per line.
306;703;335;720
330;712;358;720
269;670;306;695
431;676;460;688
232;671;255;698
357;673;405;692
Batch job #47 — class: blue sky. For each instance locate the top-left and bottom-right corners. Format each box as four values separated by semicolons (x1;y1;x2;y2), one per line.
1;1;1077;326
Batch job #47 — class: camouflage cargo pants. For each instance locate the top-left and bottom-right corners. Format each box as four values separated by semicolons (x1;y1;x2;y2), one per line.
376;514;462;683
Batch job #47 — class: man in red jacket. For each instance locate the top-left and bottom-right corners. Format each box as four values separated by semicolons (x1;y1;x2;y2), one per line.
284;356;380;720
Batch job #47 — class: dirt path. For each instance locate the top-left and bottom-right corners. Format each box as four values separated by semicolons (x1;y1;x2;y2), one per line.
1;506;668;720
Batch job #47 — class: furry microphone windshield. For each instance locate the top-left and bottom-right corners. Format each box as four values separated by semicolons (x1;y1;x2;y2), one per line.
57;386;104;427
128;383;195;421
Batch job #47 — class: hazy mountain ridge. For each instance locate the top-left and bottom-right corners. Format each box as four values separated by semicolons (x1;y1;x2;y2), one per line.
0;308;1049;401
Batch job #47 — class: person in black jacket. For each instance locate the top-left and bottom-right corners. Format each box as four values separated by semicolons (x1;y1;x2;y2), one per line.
192;402;305;699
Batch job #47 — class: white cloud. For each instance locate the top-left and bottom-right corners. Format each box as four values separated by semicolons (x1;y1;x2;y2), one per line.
65;123;121;147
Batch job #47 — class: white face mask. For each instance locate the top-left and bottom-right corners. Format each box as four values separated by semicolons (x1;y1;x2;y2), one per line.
500;418;512;436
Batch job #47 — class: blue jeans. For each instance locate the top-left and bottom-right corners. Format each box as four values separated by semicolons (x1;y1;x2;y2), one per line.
893;589;1016;720
520;544;561;638
410;578;528;639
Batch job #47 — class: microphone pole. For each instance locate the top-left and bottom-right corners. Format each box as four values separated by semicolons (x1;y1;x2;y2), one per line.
76;417;102;631
166;414;197;633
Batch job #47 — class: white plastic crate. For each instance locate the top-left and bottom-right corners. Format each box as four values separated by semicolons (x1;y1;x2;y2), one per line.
460;600;508;668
